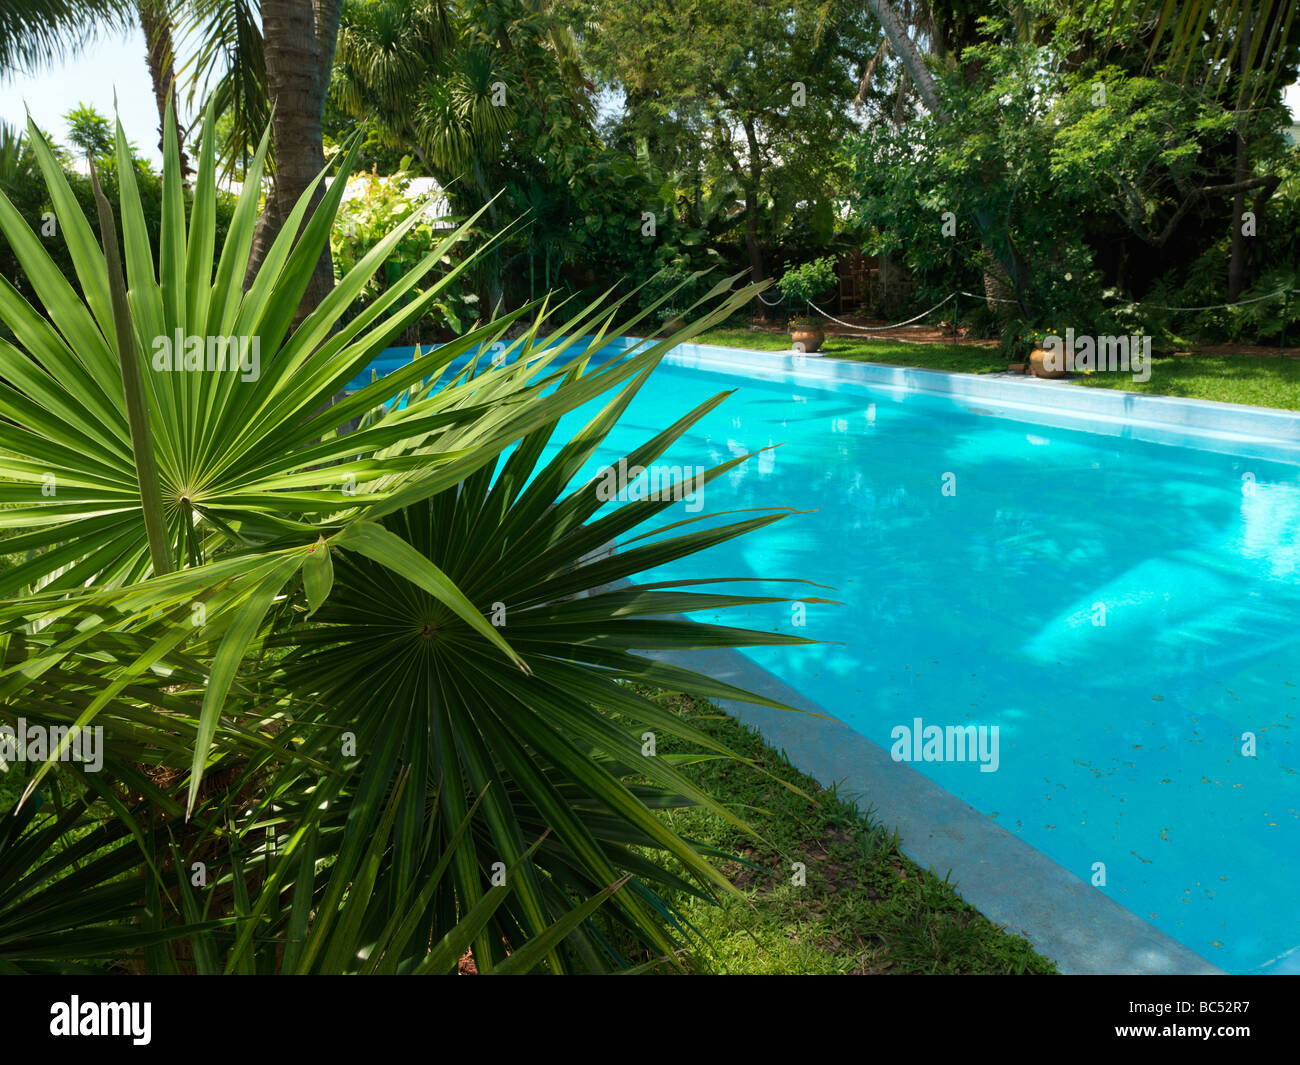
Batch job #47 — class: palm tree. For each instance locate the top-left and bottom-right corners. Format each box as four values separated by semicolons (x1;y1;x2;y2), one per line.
245;0;341;315
136;0;192;178
172;0;267;179
331;0;606;313
0;0;134;69
0;110;802;973
0;0;342;317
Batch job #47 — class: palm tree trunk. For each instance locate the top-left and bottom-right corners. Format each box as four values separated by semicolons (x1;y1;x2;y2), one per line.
137;0;190;180
245;0;340;322
864;0;947;120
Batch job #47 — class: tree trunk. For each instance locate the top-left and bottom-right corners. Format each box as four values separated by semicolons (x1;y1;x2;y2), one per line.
739;116;767;318
742;185;768;322
245;0;340;324
981;248;1014;310
137;0;190;180
1227;17;1253;303
864;0;946;119
313;0;341;101
1227;131;1249;302
743;187;765;286
864;0;1026;309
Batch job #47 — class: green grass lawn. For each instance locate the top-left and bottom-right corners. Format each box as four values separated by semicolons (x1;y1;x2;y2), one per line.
695;326;1300;410
1069;353;1300;409
633;689;1056;975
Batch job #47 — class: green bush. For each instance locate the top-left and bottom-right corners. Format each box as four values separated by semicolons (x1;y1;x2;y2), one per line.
775;255;837;326
330;163;480;335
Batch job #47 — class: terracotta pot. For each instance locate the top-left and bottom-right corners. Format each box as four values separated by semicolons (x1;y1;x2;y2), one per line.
790;324;824;353
662;317;687;333
1029;347;1069;379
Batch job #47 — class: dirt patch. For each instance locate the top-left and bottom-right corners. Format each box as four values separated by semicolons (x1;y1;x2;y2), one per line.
1192;342;1300;359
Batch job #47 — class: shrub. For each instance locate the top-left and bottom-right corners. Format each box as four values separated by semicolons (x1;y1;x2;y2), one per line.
776;255;837;326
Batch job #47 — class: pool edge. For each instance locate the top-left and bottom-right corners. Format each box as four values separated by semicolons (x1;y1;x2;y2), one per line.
644;338;1300;462
649;644;1227;976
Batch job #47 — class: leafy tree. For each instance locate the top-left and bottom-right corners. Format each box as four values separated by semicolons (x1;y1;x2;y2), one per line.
565;0;875;289
63;103;116;160
846;2;1300;336
0;0;342;317
332;0;682;310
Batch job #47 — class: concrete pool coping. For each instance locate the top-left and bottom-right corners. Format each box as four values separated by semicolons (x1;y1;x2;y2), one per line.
648;643;1225;976
348;336;1300;463
648;339;1300;465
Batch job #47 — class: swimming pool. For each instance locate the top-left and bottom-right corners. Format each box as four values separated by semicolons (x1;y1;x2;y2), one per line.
361;337;1300;974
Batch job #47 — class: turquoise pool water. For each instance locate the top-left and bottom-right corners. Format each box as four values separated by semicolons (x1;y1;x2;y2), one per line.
361;340;1300;973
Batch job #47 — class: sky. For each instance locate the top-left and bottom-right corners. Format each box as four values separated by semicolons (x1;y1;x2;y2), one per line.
2;29;1299;171
0;26;182;166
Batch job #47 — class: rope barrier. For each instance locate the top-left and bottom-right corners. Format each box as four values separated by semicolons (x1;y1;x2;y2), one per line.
1140;287;1288;312
958;287;1292;313
757;282;1295;349
959;290;1019;305
804;292;955;331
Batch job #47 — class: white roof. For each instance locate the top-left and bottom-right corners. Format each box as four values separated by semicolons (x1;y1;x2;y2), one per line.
331;173;454;225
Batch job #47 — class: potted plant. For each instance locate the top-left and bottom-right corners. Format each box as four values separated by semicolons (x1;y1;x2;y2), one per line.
659;306;688;334
776;256;837;353
1016;325;1071;379
1029;325;1071;382
643;260;697;335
